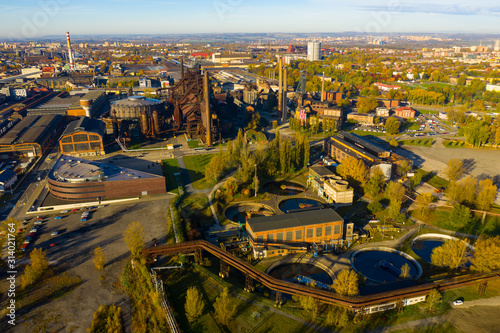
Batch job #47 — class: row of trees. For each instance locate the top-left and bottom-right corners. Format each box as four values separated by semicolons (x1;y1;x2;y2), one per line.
184;286;236;326
431;236;500;273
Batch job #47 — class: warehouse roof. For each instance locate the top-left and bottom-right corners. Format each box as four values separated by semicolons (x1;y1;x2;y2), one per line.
61;117;105;138
337;131;387;155
325;136;379;162
0;114;62;145
247;208;343;233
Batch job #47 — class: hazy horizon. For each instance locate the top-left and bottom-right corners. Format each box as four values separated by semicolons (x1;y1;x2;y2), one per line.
1;0;500;40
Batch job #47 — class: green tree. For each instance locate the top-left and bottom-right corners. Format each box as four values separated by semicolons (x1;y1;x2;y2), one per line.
410;172;422;189
185;286;205;322
333;268;359;296
293;295;319;322
470;236;500;273
431;239;469;269
213;287;237;326
245;112;261;131
385;117;400;135
425;289;442;313
279;139;292;174
398;159;412;177
388;200;402;220
123;221;144;259
444;159;465;182
400;263;411;279
93;246;105;271
87;304;123;333
385;181;406;203
337;98;350;109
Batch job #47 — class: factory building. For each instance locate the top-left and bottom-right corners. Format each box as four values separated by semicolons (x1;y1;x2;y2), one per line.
307;166;354;206
27;90;107;117
246;209;344;258
47;156;166;201
59;117;106;157
0;115;63;158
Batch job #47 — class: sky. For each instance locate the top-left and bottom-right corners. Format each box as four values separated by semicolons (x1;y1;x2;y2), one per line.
1;0;499;39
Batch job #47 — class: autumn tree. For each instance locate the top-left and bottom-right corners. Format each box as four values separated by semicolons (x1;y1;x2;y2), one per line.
470;236;500;273
385;181;406;203
123;221;144;259
409;172;422;189
424;289;442;313
385;117;400;135
476;178;497;214
357;96;379;113
93;246;105;271
444;159;465;182
398;159;412;177
336;156;369;189
415;193;434;220
431;239;469;270
213;287;237;326
279;138;292;174
88;304;123;333
333;268;359;296
400;263;411;279
21;248;49;288
185;286;205;322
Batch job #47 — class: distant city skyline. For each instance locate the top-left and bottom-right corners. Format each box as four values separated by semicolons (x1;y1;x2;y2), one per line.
1;0;500;40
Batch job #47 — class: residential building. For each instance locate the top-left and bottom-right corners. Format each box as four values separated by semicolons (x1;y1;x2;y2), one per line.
395;107;416;119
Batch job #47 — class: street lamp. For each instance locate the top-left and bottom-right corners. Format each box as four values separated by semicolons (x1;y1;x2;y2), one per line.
254;163;257;197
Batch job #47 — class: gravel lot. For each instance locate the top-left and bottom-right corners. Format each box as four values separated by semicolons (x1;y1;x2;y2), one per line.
4;197;172;333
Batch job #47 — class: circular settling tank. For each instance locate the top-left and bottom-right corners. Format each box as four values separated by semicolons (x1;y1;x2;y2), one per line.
351;248;422;283
411;234;474;264
268;263;333;285
263;181;305;196
224;203;274;224
278;198;323;213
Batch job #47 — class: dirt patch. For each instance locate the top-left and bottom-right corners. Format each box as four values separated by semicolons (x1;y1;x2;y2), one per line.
445;306;500;333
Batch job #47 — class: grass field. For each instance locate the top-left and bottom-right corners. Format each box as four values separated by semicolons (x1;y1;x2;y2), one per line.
401;120;421;131
187;140;203;149
162;159;181;194
182;154;215;190
443;140;467;148
398;138;433;147
418;109;440;115
415;169;449;189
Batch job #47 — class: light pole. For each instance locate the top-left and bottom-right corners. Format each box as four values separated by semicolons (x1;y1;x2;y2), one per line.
254;163;257;197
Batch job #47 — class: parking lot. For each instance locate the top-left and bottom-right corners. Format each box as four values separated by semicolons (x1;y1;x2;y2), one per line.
9;197;172;332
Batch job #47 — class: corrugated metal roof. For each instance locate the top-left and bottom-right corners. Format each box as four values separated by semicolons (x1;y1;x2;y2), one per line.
247;209;343;233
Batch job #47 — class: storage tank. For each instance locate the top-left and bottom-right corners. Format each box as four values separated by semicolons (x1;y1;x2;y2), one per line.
110;96;164;120
336;180;349;191
140;111;149;135
152;110;161;134
374;163;392;181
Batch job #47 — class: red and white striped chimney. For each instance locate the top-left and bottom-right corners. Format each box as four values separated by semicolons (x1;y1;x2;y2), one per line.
66;31;74;70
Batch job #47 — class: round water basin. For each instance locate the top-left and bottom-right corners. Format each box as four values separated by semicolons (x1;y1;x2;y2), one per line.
268;263;332;285
351;248;422;284
278;198;323;213
411;234;474;264
263;181;305;196
224;203;274;224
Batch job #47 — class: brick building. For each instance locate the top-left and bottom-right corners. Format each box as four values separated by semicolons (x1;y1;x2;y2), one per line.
59;117;106;157
395;107;416;119
246;209;344;258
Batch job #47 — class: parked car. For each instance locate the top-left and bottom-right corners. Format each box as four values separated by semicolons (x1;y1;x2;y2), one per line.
50;243;57;247
34;221;43;225
36;216;43;221
30;228;38;233
61;210;69;213
80;218;87;222
71;209;79;212
54;216;62;220
51;230;59;236
453;300;464;306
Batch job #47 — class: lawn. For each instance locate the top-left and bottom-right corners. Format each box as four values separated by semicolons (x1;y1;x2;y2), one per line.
182;154;216;190
162;266;315;333
443;140;467;148
187;140;203;149
415;169;449;189
349;130;386;137
418;109;440;115
162;159;181;194
401;120;421;131
398;138;433;147
181;194;214;227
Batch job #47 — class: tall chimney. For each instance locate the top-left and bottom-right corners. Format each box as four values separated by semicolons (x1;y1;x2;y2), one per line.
66;32;74;70
282;66;288;122
204;71;212;147
278;55;282;115
180;58;184;80
321;72;325;102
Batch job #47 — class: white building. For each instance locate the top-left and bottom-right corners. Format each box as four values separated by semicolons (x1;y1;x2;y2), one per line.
307;42;321;61
486;84;500;92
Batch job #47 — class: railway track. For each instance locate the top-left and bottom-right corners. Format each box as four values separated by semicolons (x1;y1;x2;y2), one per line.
143;240;500;309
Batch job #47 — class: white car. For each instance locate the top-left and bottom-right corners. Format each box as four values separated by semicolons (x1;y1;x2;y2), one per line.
34;221;43;225
453;300;464;306
51;230;59;236
61;210;69;213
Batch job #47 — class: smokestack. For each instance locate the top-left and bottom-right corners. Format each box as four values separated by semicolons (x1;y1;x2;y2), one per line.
278;56;282;115
180;58;184;80
321;72;325;102
282;66;287;122
204;71;212;147
66;32;74;70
